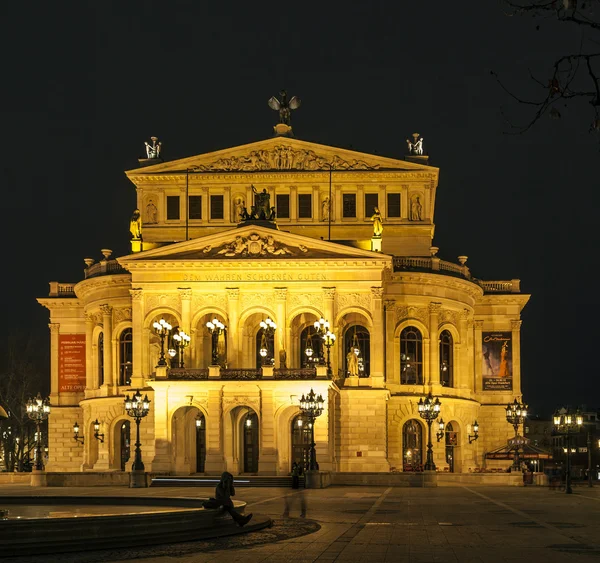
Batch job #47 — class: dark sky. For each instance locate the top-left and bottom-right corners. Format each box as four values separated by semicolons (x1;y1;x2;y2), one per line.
1;1;597;416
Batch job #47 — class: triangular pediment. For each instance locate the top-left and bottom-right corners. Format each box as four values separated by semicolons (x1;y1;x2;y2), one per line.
118;224;391;266
125;136;437;179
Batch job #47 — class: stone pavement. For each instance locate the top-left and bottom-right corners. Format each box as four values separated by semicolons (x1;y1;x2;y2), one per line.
0;482;599;562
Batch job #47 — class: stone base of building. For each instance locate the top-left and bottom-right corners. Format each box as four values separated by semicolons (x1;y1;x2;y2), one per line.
304;470;331;489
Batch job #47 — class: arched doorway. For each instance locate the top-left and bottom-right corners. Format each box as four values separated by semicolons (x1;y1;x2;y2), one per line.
300;326;323;368
291;414;311;471
343;325;370;376
402;419;423;472
242;409;259;473
445;421;459;473
119;420;131;471
195;412;206;473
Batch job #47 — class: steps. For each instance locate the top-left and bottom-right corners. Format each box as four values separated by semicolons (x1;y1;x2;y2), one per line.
150;475;305;488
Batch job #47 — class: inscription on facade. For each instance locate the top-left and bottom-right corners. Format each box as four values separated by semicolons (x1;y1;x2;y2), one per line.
183;272;328;282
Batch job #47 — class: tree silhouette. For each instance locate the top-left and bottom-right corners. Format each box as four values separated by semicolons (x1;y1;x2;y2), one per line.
493;1;599;135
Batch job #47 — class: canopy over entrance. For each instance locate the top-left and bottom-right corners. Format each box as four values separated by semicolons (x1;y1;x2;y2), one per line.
485;442;553;460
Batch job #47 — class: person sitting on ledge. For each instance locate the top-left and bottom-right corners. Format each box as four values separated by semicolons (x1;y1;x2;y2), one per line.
202;471;253;527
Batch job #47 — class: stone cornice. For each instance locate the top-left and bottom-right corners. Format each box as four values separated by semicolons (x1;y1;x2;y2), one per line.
128;170;438;185
390;273;483;300
37;299;83;310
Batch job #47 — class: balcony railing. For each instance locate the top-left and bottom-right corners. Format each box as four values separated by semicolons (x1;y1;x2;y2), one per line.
48;282;76;298
166;366;323;380
167;368;209;380
392;256;521;293
85;260;129;279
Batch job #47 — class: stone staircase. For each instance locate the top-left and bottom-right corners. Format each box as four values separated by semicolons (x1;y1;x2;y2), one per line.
149;475;305;488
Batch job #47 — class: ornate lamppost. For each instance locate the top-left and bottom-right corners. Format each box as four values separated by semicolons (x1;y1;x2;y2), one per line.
299;388;325;471
26;393;50;471
153;318;172;367
206;318;226;366
172;329;191;368
417;392;441;471
313;318;329;364
553;407;583;494
506;398;528;471
322;329;336;377
304;331;315;367
124;390;151;487
259;317;277;365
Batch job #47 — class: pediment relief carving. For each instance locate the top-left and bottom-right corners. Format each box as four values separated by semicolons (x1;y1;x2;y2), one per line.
191;146;380;173
201;232;309;258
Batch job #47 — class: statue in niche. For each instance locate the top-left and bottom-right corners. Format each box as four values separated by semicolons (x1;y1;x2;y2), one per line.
129;209;142;240
410;196;423;221
232;196;245;222
267;90;301;126
145;199;158;224
321;196;333;221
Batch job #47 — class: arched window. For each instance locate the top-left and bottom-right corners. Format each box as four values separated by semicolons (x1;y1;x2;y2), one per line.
98;332;104;387
343;326;370;377
445;421;458;473
119;328;133;386
440;330;453;387
300;326;323;368
402;419;423;471
400;326;423;384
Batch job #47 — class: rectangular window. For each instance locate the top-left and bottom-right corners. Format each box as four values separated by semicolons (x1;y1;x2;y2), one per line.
298;194;312;218
387;193;401;217
167;196;180;220
365;193;379;217
342;193;356;218
188;195;202;220
276;194;290;218
210;195;224;219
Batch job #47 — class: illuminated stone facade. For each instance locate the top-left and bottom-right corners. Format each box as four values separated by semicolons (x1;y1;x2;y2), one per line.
38;136;529;476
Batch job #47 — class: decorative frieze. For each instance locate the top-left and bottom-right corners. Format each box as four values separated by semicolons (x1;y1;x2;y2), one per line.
114;308;132;324
192;293;227;311
288;293;323;311
395;306;428;324
337;292;371;311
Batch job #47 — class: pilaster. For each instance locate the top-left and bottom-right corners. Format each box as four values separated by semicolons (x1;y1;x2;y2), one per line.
130;289;144;388
100;304;114;393
179;288;192;367
85;315;95;396
511;319;523;396
429;303;442;388
474;320;484;393
384;301;396;384
226;288;240;367
258;389;277;474
48;323;60;402
274;288;287;368
205;388;225;473
370;287;384;387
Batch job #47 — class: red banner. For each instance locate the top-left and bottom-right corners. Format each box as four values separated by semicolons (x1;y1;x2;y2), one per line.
58;334;86;392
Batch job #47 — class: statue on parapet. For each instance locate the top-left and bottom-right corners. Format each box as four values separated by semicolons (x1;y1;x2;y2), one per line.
144;136;162;159
129;209;142;240
251;185;271;219
268;90;301;126
406;133;424;155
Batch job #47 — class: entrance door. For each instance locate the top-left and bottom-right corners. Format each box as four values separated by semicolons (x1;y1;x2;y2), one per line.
120;420;131;471
291;415;311;471
445;422;458;473
243;411;259;473
196;414;206;473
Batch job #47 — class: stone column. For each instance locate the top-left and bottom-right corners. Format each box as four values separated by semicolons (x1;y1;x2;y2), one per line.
49;323;60;402
100;304;114;393
511;320;523;396
474;320;484;393
149;385;171;472
226;288;240;368
205;388;225;473
457;309;469;389
370;287;384;387
258;389;277;473
274;288;287;368
179;288;192;367
322;287;336;375
429;303;442;388
384;301;396;384
130;289;144;388
85;314;95;393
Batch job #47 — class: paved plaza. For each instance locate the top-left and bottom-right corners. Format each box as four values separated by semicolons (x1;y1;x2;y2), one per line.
1;483;599;563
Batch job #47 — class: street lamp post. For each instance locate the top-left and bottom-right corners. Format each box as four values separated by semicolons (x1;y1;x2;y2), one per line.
553;407;583;494
124;390;151;488
206;318;226;366
418;392;441;471
172;329;191;368
322;330;336;378
313;318;330;365
505;398;528;471
299;388;325;471
26;393;50;471
152;318;172;367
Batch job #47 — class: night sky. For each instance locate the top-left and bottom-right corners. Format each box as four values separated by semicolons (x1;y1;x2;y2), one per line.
1;1;597;416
